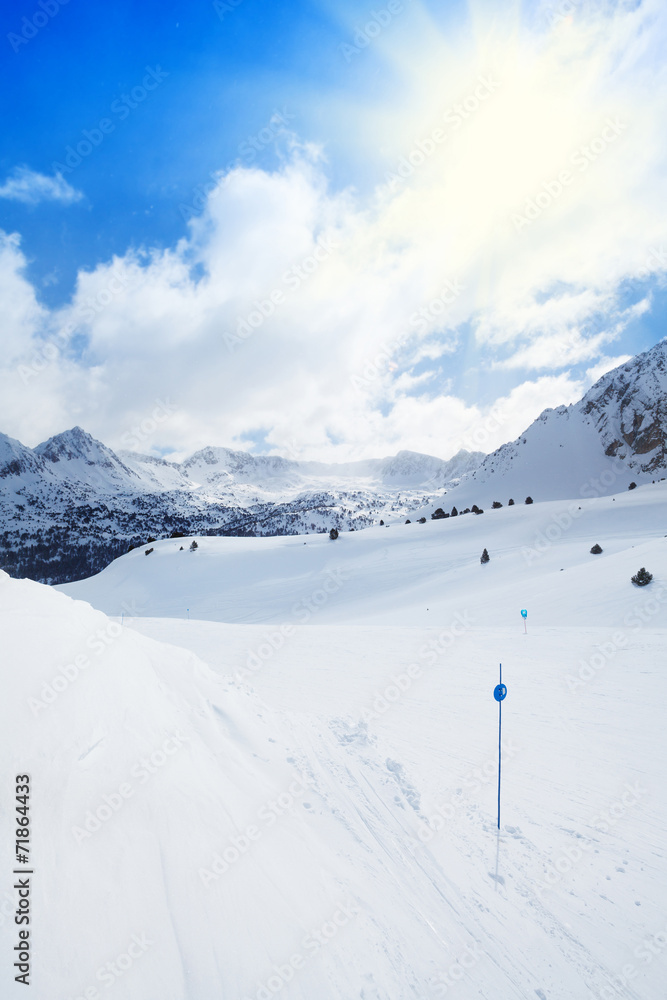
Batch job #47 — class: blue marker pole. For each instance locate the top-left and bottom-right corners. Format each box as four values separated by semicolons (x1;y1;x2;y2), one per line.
493;664;507;829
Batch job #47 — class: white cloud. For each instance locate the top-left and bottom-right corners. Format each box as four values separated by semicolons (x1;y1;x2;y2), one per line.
0;0;666;460
0;167;83;206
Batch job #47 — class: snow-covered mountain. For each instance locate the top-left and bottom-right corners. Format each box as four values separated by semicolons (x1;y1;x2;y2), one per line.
8;477;664;998
0;427;483;583
4;339;667;584
430;340;667;512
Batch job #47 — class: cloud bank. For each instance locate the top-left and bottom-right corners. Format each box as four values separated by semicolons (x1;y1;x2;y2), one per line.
2;0;667;461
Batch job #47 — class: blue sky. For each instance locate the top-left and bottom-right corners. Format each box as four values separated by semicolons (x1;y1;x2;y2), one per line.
1;0;666;460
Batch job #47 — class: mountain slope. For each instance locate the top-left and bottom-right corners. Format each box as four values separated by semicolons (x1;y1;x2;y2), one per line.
0;428;482;583
433;340;667;511
59;478;667;629
7;486;666;998
4;339;667;584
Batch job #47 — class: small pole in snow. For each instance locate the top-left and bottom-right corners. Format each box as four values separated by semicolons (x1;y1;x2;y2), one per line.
121;611;124;626
187;608;190;620
521;608;528;634
493;663;507;830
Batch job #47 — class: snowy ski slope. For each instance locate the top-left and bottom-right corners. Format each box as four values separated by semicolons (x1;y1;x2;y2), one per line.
1;484;666;998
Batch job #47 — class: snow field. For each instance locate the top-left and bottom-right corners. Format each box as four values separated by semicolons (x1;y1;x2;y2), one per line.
2;482;666;997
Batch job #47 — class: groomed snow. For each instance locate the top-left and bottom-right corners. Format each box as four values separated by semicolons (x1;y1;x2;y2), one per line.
2;484;666;998
60;481;667;629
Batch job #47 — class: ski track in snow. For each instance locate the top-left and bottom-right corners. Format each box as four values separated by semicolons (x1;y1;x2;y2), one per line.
2;484;667;998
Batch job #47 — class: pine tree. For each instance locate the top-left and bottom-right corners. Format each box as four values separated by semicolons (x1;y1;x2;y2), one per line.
631;567;652;586
525;496;533;504
590;543;603;554
329;528;339;540
480;548;490;564
190;540;198;551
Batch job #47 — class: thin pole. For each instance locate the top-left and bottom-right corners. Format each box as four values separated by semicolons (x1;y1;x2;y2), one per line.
497;662;502;830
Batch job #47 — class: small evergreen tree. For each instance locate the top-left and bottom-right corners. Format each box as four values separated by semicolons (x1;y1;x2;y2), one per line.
525;496;533;504
405;519;411;524
190;540;198;551
329;528;339;540
432;508;446;520
379;519;384;525
480;548;490;564
450;506;458;517
628;482;637;490
145;547;154;556
492;501;503;509
590;543;603;554
631;567;652;586
418;516;426;523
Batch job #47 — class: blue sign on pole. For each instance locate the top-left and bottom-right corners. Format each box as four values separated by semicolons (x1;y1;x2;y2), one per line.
493;664;507;829
520;609;527;619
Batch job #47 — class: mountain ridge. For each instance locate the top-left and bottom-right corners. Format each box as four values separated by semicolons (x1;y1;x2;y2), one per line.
431;339;667;511
3;339;667;583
